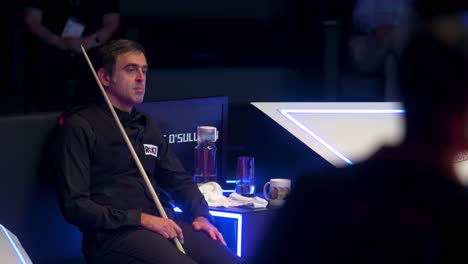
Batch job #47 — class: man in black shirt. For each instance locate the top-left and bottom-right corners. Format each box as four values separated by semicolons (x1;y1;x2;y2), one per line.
55;39;241;264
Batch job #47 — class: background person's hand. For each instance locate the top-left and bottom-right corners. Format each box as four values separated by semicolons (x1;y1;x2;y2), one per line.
63;37;85;54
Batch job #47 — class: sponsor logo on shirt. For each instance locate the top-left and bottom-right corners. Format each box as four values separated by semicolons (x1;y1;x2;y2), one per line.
144;144;158;157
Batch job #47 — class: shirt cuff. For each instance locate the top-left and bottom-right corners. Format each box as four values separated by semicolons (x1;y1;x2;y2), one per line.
126;208;143;226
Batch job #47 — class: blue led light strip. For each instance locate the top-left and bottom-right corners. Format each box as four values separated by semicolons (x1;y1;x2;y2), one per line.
209;211;243;257
0;224;27;264
284;109;405;114
173;207;243;257
279;108;405;165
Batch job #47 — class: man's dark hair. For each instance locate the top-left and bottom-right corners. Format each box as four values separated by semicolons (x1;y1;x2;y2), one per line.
93;39;146;75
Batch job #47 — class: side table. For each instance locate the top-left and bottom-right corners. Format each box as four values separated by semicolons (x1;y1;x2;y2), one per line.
209;205;280;258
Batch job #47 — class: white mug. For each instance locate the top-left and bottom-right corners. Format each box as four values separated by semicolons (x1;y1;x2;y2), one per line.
263;178;291;206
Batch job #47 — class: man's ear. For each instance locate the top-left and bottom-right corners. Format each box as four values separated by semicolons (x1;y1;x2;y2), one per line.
97;68;111;87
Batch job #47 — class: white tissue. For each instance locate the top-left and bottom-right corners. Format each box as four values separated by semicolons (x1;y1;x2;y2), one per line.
198;182;268;208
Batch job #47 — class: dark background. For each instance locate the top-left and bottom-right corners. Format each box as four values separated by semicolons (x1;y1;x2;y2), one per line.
4;0;365;189
0;0;368;249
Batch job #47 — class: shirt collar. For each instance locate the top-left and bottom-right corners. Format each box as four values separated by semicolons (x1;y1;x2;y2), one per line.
94;98;143;125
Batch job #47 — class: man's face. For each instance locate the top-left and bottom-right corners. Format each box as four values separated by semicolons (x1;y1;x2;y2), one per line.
101;51;148;112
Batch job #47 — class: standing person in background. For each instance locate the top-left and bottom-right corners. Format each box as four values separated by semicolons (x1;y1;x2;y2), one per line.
250;1;468;263
23;0;120;112
348;0;413;101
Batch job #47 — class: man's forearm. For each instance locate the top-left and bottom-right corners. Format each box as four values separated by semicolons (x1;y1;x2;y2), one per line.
61;196;142;230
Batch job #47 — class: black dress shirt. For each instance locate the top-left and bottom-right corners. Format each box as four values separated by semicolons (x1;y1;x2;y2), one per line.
55;100;211;235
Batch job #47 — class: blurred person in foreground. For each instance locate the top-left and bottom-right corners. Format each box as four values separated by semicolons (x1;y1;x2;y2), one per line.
250;2;468;263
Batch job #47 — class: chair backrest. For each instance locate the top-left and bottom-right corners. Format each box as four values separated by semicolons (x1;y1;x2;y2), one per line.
0;112;84;264
0;96;228;263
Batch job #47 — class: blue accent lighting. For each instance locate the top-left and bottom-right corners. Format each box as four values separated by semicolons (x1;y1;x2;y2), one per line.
172;207;243;257
279;108;405;165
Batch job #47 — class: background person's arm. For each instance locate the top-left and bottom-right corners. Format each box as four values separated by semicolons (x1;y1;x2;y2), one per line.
75;12;121;52
23;7;68;50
